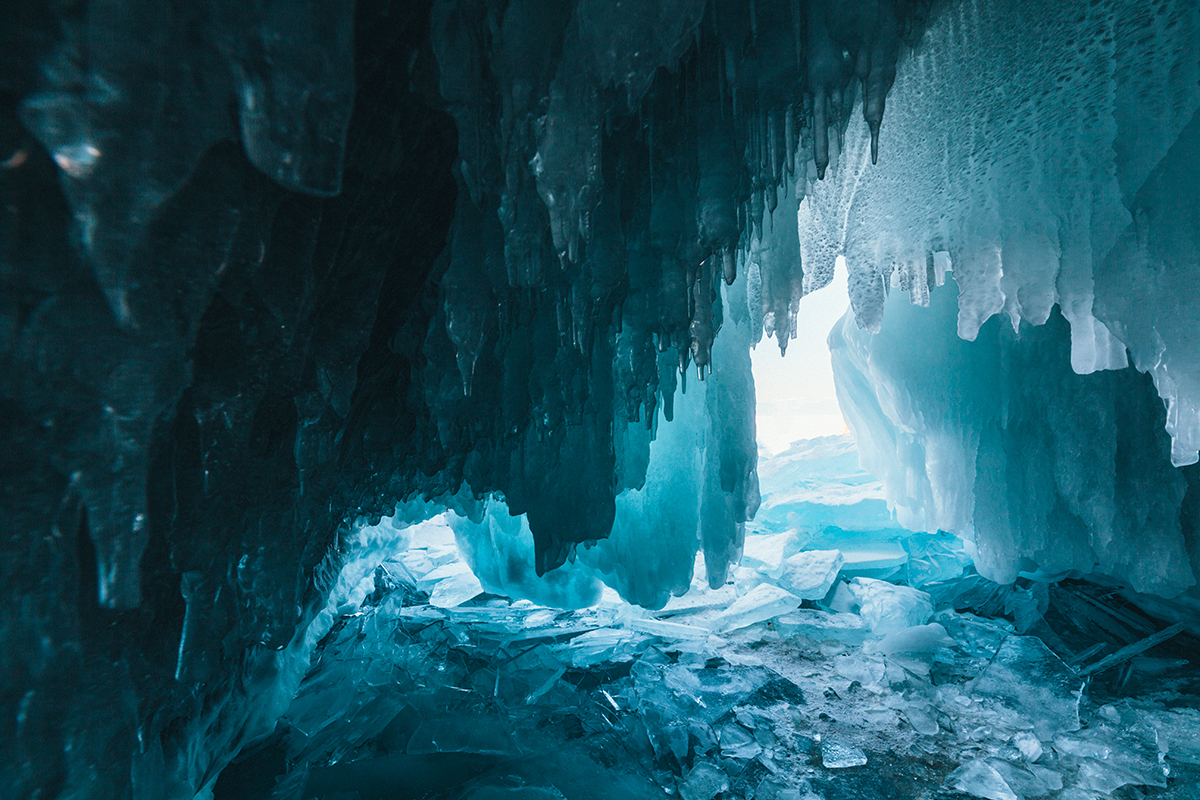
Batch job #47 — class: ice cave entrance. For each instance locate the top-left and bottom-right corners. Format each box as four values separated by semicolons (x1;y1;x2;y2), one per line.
751;259;850;455
746;259;955;593
250;263;1197;800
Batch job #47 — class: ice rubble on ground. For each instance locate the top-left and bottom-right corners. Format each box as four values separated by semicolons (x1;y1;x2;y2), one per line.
241;504;1197;800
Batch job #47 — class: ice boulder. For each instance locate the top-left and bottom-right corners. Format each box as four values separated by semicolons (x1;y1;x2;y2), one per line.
947;759;1020;800
778;550;844;600
848;578;934;634
711;584;802;632
740;531;808;578
876;623;956;656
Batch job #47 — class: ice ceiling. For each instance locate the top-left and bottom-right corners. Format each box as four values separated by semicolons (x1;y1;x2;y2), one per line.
1;0;1199;797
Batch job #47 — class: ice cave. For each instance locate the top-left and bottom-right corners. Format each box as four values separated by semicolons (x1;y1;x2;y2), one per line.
2;0;1200;798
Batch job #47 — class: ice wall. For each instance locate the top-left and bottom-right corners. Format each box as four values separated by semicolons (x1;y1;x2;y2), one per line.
800;0;1200;463
830;284;1197;597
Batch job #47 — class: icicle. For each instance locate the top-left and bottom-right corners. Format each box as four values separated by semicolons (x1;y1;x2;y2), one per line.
785;103;797;177
769;108;782;185
833;87;845;152
791;0;804;67
689;258;714;377
726;45;739;117
759;107;770;184
813;87;829;179
722;247;737;286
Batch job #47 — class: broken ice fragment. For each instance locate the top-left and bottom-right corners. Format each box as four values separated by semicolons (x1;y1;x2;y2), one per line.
711;584;802;632
986;758;1055;797
947;759;1019;800
778;550;844;600
628;617;711;641
772;609;868;645
554;628;650;668
836;541;910;580
935;611;1013;659
679;761;730;800
429;571;485;608
876;623;956;656
848;578;933;634
820;740;868;769
1013;731;1043;762
741;531;807;577
1054;726;1169;792
718;721;763;760
834;653;887;687
1135;707;1200;764
1027;766;1062;792
904;702;939;736
969;636;1084;740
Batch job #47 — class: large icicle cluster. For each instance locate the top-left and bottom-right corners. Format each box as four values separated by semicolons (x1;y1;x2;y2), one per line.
2;1;927;797
425;0;930;579
802;0;1200;463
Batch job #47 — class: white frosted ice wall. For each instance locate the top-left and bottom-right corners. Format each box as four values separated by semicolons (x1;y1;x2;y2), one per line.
830;285;1196;597
803;0;1200;464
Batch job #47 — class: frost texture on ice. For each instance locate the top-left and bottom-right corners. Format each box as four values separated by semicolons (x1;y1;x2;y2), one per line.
820;740;867;769
800;0;1200;465
778;550;844;600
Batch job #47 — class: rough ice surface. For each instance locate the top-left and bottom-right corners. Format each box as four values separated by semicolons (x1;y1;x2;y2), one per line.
802;0;1200;465
820;739;868;769
778;550;844;600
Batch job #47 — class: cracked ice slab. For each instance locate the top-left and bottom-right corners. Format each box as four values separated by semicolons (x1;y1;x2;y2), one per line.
969;635;1085;740
710;584;803;632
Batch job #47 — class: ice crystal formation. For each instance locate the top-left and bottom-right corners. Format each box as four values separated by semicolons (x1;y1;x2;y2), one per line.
1;0;1199;797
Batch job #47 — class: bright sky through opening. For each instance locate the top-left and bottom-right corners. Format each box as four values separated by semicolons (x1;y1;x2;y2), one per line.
752;258;850;456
